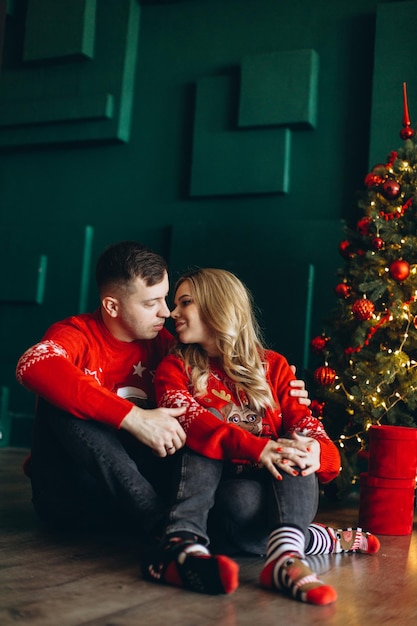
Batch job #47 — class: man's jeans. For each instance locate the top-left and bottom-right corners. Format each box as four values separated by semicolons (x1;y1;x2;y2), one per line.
29;399;174;536
165;449;319;555
29;401;319;555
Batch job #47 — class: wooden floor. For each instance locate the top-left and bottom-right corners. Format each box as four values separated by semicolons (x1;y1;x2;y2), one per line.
1;448;417;626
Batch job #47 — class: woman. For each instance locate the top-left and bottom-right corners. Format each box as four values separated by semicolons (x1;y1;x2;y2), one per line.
143;269;379;605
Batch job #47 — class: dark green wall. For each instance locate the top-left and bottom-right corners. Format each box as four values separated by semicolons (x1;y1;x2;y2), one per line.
0;0;408;445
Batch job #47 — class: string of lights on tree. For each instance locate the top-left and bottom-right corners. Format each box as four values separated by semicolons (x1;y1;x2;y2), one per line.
308;83;417;494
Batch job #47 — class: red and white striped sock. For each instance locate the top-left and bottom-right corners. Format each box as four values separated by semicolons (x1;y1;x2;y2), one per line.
306;523;380;555
260;525;337;606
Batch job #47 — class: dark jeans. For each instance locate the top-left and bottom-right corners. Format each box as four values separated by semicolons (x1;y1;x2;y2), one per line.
166;449;319;555
29;399;176;536
29;401;319;555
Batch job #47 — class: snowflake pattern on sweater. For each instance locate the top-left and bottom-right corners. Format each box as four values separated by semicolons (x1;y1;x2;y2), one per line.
16;340;68;383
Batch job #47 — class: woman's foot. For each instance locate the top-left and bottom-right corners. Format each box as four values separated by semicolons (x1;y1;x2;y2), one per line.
260;552;337;606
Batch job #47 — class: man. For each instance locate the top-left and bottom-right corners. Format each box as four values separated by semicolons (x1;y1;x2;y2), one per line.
16;241;310;539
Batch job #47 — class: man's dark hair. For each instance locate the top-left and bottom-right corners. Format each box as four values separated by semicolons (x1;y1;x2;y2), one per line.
95;241;168;292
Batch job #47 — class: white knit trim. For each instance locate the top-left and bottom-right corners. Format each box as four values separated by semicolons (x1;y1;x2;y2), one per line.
178;543;210;564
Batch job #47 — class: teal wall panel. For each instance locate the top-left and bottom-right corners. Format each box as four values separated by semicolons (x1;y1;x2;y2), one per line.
0;252;47;304
0;0;6;69
0;0;140;146
190;75;291;196
369;1;417;166
169;218;343;369
24;0;97;61
239;49;319;129
0;93;114;127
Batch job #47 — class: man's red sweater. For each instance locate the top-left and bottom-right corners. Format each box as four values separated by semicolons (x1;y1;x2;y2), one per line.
154;351;340;484
16;309;173;428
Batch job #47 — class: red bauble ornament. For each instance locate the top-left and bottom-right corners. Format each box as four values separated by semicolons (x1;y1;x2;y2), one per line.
334;283;351;299
352;298;375;321
339;240;353;257
371;236;384;250
382;179;401;199
314;366;337;387
310;335;329;354
400;126;415;140
389;259;410;281
310;399;325;418
356;216;371;235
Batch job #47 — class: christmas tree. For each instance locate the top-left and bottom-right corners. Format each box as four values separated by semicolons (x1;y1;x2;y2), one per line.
309;83;417;498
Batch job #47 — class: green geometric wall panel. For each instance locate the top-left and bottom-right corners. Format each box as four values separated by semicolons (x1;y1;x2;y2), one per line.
190;75;291;197
239;49;319;129
0;0;6;70
0;223;93;312
369;0;417;167
169;219;318;368
0;0;140;147
0;93;114;127
0;253;47;304
24;0;96;61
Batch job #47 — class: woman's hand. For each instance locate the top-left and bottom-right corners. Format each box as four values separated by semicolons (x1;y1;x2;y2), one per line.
288;431;321;476
258;438;304;480
259;432;321;480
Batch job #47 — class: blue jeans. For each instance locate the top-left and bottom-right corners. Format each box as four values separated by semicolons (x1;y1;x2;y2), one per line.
165;449;319;555
29;399;174;535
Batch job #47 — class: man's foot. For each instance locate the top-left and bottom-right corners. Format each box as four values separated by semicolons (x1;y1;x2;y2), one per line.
307;523;380;555
326;526;380;554
141;537;239;594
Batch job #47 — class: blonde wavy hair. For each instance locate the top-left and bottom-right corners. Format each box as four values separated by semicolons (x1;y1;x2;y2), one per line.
171;268;276;411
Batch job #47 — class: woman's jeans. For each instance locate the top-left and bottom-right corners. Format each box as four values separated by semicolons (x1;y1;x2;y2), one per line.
165;449;319;555
29;401;319;555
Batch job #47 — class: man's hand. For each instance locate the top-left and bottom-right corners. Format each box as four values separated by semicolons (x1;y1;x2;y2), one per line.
289;364;311;406
120;405;187;457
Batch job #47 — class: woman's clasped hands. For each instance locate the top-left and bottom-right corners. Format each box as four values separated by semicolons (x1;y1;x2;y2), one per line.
259;431;321;481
